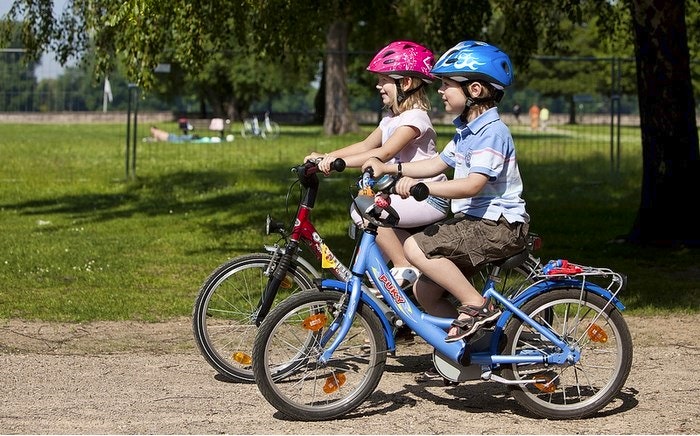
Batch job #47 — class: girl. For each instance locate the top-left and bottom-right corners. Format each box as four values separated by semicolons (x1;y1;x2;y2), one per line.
306;40;449;288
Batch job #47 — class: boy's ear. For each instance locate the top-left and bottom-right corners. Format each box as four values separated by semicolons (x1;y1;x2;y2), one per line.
468;81;483;97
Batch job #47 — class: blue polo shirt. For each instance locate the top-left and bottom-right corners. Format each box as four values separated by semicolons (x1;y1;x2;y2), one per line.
439;107;529;224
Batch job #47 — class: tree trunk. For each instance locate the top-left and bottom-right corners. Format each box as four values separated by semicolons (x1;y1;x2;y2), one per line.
567;95;576;125
322;20;358;135
626;0;700;246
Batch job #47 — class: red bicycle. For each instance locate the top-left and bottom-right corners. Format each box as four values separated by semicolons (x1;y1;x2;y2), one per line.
192;158;358;382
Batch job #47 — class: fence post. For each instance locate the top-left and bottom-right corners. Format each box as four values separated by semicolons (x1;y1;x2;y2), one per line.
125;84;139;180
610;57;622;174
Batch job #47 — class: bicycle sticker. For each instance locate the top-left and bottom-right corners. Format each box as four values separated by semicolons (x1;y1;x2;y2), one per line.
321;244;337;268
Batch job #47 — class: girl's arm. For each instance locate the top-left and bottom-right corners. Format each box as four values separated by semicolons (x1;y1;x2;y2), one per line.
317;124;418;174
328;125;417;168
303;126;382;163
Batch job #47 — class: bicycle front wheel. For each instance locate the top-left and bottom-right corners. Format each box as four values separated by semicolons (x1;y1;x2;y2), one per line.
502;288;633;419
252;289;387;421
192;253;315;382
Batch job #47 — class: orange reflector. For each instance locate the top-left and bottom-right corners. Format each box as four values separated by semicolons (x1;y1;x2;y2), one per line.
323;372;347;393
233;351;252;365
281;275;294;289
587;323;608;343
301;313;327;331
533;373;556;393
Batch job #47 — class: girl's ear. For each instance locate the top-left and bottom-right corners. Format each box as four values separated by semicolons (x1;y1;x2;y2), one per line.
401;77;413;91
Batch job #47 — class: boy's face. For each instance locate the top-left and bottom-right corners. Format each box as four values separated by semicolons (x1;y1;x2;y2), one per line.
438;78;466;115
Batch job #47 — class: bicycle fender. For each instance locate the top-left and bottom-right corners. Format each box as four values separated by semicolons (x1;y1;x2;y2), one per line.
495;279;626;329
319;278;396;350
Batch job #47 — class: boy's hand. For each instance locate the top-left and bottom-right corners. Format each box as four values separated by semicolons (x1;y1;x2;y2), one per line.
394;176;418;198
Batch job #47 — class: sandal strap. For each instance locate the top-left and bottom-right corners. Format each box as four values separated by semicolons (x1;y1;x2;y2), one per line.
450;316;475;329
456;304;483;317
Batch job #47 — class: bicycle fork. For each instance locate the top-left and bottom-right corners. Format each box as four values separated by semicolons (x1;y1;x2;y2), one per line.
254;241;299;326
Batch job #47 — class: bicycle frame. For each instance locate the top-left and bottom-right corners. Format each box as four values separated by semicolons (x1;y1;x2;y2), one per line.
268;160;354;280
256;160;381;324
252;172;633;420
317;221;628;372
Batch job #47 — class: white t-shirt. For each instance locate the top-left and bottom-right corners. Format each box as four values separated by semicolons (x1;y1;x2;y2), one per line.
378;109;447;184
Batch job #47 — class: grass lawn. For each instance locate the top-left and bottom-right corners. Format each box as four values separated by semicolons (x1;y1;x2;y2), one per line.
0;121;697;321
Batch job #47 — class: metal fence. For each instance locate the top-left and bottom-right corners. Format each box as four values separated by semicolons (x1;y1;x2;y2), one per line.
2;50;689;176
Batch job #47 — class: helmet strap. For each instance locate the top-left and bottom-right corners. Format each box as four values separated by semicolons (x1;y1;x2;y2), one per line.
395;78;424;105
459;82;502;119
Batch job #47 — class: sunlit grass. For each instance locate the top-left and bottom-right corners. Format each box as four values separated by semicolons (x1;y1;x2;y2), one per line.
0;121;696;321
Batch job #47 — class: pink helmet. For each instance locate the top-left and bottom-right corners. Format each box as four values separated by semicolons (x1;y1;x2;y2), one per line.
366;40;435;83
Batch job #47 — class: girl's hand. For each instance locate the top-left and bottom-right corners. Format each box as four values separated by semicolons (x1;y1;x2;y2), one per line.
317;154;338;175
303;152;324;163
361;157;386;177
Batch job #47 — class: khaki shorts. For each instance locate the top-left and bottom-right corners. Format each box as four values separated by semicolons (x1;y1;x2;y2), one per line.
412;214;529;277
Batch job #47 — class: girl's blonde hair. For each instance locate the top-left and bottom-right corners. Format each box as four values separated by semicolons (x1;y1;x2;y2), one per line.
387;77;432;114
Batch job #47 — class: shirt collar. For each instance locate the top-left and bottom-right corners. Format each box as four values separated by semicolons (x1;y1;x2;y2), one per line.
452;107;500;141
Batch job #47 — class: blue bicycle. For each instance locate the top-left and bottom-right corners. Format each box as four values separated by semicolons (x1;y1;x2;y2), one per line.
251;170;633;421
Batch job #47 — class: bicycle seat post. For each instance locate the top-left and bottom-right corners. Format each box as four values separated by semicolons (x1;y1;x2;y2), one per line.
489;264;503;283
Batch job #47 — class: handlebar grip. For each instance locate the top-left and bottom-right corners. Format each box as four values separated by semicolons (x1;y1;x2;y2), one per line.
410;183;429;201
332;158;346;173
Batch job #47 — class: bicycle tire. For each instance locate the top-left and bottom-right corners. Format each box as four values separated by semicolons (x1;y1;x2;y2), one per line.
252;289;387;421
192;253;316;382
502;288;633;419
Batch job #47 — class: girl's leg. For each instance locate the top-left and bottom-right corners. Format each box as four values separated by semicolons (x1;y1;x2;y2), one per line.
376;227;411;268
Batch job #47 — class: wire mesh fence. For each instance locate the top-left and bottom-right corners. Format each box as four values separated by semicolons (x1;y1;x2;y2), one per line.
3;50;693;178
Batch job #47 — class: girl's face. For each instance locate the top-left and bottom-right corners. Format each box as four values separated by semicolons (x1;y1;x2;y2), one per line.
376;75;397;107
438;78;466;115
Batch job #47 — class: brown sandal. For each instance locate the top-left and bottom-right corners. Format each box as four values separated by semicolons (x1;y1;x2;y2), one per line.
445;300;501;343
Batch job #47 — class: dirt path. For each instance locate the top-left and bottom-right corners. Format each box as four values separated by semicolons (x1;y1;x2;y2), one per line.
1;315;699;435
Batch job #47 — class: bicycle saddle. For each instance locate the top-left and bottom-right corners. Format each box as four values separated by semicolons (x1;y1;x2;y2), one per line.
353;195;400;227
491;233;540;270
492;249;528;270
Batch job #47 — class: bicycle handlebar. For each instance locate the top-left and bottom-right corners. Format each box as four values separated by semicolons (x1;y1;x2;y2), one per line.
293;158;346;177
362;169;429;201
407;182;429;201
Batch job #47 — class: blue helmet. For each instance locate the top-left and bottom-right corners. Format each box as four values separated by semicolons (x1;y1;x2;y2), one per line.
431;40;513;89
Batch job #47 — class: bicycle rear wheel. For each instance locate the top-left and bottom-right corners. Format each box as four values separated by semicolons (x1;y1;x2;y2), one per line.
192;253;315;382
502;288;633;419
252;289;387;421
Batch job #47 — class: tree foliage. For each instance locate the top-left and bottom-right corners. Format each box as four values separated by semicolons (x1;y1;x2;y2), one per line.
0;23;39;111
2;0;699;245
